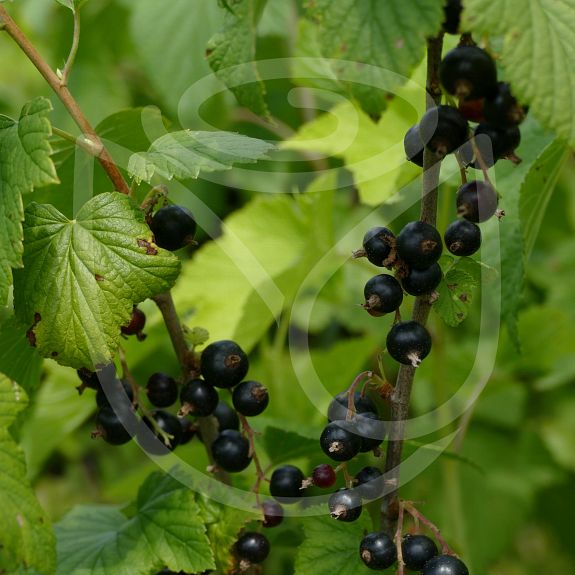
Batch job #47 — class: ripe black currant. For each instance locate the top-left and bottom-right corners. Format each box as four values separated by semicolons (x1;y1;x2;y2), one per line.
484;82;527;127
312;463;337;488
320;421;362;462
150;204;197;251
95;406;133;445
402;534;438;571
422;555;469;575
121;306;146;340
387;321;432;367
401;263;442;296
327;391;376;422
328;488;362;522
351;412;385;452
444;220;482;256
404;125;424;167
355;466;383;500
419;106;468;157
362;227;396;267
235;532;270;565
200;340;249;388
139;410;183;454
359;532;397;570
76;368;101;392
213;400;240;431
456;181;498;223
232;380;269;416
211;429;251;472
96;379;135;410
440;45;497;100
261;499;284;528
363;274;404;316
179;417;196;445
269;465;305;503
475;123;521;161
397;221;443;270
179;378;219;417
442;0;463;34
146;372;178;408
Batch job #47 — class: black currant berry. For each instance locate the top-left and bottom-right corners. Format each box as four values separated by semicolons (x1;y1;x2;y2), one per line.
327;391;376;422
121;306;146;340
484;82;527;127
77;368;101;392
440;45;497;100
146;372;178;408
261;500;284;528
150;205;197;251
401;263;442;296
179;417;196;445
179;378;219;417
96;379;135;410
419;106;468;157
355;466;383;500
402;534;438;571
351;412;385;452
362;227;396;267
320;421;362;462
94;406;133;445
444;220;482;256
360;532;397;570
456;181;498;223
387;321;432;367
232;380;269;417
269;465;305;503
212;429;251;472
235;532;270;565
312;463;337;488
397;221;443;270
404;125;424;167
422;555;469;575
363;274;404;316
139;410;183;454
458;98;486;123
201;340;249;389
442;0;463;34
475;123;521;162
328;488;362;522
213;401;240;432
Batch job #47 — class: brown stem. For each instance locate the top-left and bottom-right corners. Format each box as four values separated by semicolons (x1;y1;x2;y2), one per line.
0;6;130;195
382;34;444;534
403;501;456;556
240;414;266;501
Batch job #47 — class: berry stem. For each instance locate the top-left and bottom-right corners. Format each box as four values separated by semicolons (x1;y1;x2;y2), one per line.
59;4;80;87
394;502;405;575
402;501;456;556
382;33;444;534
0;5;130;195
239;413;267;500
345;370;373;421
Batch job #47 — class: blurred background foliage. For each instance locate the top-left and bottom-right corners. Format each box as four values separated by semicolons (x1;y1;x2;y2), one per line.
1;1;574;574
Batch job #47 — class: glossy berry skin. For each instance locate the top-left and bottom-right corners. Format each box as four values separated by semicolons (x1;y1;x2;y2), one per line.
362;227;395;267
146;372;178;408
327;391;376;422
179;417;196;445
351;412;385;452
212;429;251;472
419;106;468;157
312;464;337;488
180;378;219;416
442;0;463;34
355;466;383;500
401;263;442;296
261;500;284;528
235;532;270;564
320;421;362;462
139;410;183;454
363;274;404;316
232;380;269;417
121;307;146;339
359;532;397;570
387;321;432;367
150;205;197;251
404;125;424;167
440;45;497;100
329;488;362;522
484;82;527;127
397;221;443;270
402;534;438;571
456;181;498;223
201;340;249;389
422;555;469;575
96;379;135;409
475;123;521;162
95;407;133;445
444;220;482;257
213;401;240;431
270;465;305;503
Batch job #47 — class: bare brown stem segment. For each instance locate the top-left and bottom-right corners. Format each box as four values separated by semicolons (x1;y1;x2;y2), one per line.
382;33;444;533
0;6;130;195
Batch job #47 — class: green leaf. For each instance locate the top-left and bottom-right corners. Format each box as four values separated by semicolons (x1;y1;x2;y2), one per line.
0;97;58;305
54;0;78;11
463;0;575;145
0;375;56;574
262;426;319;465
128;130;274;184
306;0;444;118
13;192;180;369
207;0;269;116
55;472;214;575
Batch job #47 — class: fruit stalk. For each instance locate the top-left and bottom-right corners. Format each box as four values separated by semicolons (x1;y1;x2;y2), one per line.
382;33;444;532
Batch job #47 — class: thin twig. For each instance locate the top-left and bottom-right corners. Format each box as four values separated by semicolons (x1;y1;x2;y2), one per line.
403;501;456;556
240;414;266;502
59;6;80;86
